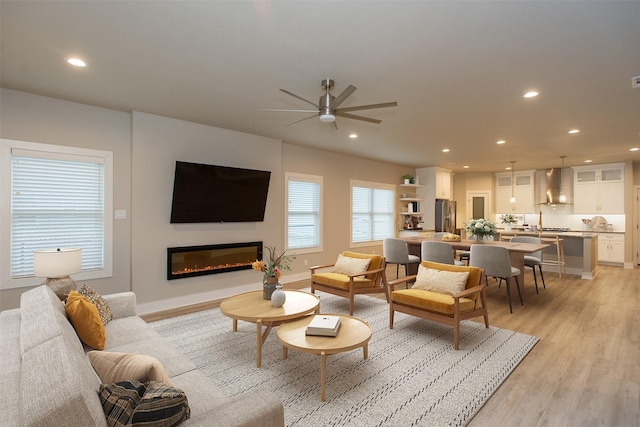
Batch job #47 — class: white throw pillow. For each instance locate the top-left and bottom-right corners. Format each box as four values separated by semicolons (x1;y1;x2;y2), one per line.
412;265;470;296
332;254;371;276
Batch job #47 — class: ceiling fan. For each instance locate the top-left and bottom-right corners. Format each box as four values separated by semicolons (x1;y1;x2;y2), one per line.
263;78;398;130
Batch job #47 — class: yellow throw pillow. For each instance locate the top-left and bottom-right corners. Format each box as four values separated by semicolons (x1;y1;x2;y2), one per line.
88;351;174;387
412;265;470;296
65;290;106;350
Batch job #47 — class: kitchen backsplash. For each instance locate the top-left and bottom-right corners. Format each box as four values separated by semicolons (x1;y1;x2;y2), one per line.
495;204;625;232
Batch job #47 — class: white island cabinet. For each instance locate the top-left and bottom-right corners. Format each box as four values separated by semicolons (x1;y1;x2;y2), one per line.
572;163;624;214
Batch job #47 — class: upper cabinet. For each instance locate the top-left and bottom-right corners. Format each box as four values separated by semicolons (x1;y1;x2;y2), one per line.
435;168;452;200
495;170;535;213
572;163;624;214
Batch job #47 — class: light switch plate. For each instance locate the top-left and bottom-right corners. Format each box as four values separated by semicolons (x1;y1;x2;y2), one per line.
115;210;127;219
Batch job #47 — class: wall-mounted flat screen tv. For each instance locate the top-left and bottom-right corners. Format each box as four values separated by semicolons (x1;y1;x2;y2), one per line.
170;161;271;223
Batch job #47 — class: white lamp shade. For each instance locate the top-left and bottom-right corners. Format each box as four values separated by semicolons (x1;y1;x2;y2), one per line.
34;248;82;278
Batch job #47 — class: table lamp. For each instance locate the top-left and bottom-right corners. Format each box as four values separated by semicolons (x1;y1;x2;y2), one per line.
34;248;82;300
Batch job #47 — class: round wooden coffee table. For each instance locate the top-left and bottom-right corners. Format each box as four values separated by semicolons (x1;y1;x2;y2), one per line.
220;290;319;367
277;314;372;401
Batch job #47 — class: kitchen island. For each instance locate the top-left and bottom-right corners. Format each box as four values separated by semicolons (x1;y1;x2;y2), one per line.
499;230;599;280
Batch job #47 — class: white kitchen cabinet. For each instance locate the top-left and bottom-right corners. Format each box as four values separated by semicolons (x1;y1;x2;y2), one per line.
597;233;624;264
572;163;624;214
495;170;535;214
435;169;452;200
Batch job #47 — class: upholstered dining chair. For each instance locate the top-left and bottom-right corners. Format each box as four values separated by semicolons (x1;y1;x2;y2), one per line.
383;238;420;279
310;251;389;315
458;234;494;264
469;245;522;313
387;261;488;350
510;236;546;293
421;241;465;266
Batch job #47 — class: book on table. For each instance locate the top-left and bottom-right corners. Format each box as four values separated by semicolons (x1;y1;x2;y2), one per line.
305;315;342;337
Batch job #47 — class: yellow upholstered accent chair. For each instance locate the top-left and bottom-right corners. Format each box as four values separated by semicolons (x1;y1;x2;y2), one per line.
388;261;488;350
310;251;389;315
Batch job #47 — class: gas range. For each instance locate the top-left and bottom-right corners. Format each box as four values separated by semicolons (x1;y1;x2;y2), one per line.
541;227;570;232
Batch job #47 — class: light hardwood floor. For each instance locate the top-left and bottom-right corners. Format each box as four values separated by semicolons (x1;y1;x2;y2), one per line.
142;265;639;426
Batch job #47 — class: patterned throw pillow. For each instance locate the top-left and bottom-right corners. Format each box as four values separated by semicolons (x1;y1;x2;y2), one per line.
332;254;371;276
99;380;190;427
79;284;113;325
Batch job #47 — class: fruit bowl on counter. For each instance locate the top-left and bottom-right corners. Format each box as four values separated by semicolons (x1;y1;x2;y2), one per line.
441;233;461;241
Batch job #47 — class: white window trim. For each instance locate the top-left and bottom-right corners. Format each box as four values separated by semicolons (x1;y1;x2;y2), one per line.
284;172;323;255
350;179;396;248
1;138;113;290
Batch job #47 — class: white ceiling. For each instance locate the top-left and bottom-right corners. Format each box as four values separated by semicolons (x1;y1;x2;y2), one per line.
2;1;639;173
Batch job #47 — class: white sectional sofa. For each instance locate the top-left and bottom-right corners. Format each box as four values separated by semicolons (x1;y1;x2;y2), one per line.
0;285;284;426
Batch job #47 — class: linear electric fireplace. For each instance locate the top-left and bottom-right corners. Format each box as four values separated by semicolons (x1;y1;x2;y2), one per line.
167;241;262;280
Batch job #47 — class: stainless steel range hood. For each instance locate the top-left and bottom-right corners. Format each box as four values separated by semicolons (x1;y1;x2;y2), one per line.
535;168;572;205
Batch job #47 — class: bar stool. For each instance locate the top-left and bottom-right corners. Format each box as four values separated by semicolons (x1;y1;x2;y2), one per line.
540;234;566;278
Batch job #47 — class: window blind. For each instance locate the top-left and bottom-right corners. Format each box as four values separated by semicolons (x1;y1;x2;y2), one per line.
287;178;320;249
10;152;105;278
352;184;395;243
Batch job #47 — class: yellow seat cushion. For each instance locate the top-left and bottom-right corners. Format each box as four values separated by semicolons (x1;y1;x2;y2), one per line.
392;289;476;315
311;273;375;290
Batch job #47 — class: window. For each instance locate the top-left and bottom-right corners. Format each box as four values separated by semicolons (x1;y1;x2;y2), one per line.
1;139;113;289
351;180;395;245
285;173;322;253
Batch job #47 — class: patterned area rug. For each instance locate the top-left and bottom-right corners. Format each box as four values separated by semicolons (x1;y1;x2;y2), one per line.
151;290;538;426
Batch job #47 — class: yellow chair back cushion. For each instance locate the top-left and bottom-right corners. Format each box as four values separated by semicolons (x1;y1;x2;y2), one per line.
420;261;482;299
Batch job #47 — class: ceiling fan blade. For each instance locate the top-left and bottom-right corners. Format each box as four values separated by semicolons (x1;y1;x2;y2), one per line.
331;84;357;109
261;108;319;113
335;111;382;124
338;101;398;113
279;89;319;109
329;121;338;131
286;114;317;126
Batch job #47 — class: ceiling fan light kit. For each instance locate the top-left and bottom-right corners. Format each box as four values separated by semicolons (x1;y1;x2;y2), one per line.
264;78;397;130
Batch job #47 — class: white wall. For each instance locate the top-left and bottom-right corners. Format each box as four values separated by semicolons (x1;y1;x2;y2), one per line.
0;89;132;309
130;112;284;313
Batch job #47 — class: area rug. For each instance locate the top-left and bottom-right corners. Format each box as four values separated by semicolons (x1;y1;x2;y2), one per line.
151;290;538;426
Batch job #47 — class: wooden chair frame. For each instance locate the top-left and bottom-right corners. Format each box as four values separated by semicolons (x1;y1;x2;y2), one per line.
388;263;489;350
310;255;389;316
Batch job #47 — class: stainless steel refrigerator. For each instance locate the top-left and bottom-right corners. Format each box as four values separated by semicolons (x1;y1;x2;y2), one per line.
435;199;457;233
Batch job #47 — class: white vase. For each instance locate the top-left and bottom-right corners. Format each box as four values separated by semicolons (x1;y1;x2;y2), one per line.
504;223;512;231
271;284;286;308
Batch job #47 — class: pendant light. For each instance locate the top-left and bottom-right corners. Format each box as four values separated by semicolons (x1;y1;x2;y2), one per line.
509;161;516;204
559;155;567;203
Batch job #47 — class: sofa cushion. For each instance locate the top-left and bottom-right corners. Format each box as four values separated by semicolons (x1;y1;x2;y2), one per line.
79;284;113;325
332;254;371;276
20;285;70;353
88;351;174;387
99;380;190;427
412;265;469;296
66;290;106;350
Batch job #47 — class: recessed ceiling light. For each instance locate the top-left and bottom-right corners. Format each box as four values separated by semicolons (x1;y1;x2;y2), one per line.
506;166;512;170
349;133;358;139
66;57;86;67
463;165;470;169
568;129;580;134
442;148;450;153
496;140;506;145
584;159;593;163
523;91;539;98
630;147;639;151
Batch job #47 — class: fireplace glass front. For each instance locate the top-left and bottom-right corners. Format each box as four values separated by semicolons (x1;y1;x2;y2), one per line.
167;241;262;280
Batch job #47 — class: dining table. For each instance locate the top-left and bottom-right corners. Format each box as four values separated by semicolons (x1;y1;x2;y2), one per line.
400;236;550;295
